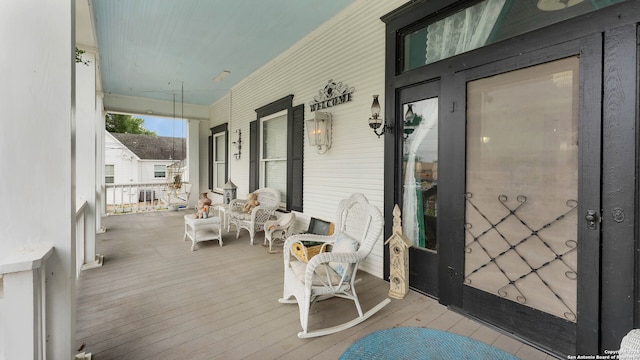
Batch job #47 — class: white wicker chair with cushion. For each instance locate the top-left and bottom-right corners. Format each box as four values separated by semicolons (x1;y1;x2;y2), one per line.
278;193;390;338
227;188;280;245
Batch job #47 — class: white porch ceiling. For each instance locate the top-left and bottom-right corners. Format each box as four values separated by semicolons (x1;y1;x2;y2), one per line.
84;0;355;109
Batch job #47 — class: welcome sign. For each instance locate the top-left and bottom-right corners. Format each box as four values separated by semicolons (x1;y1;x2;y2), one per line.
309;79;355;112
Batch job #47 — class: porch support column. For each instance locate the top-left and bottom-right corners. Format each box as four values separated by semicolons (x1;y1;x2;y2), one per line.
0;1;76;359
188;119;200;208
76;49;101;270
96;94;106;232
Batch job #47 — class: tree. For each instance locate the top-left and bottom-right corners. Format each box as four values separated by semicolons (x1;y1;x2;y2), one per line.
105;113;156;135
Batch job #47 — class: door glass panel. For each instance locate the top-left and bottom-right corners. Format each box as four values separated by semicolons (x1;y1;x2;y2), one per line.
465;57;579;321
402;97;438;250
403;0;627;71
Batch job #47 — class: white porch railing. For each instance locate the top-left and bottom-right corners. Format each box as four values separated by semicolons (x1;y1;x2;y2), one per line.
0;245;54;360
105;182;192;215
76;197;103;278
76;198;87;279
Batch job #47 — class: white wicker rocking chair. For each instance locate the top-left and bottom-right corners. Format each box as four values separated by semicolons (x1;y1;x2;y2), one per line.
227;188;280;245
278;193;391;338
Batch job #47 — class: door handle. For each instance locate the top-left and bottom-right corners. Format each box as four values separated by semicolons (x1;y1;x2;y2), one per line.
585;210;599;230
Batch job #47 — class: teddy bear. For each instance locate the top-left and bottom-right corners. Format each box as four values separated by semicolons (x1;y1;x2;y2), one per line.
194;192;212;218
242;192;260;213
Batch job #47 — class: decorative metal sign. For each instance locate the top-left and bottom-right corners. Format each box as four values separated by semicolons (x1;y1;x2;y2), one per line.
612;207;625;223
309;79;354;112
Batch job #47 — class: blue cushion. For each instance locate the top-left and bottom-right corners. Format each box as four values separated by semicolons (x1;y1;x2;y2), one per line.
329;231;359;281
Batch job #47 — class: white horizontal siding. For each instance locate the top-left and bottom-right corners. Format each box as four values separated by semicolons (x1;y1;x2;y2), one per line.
105;133;138;184
139;161;175;184
207;0;409;278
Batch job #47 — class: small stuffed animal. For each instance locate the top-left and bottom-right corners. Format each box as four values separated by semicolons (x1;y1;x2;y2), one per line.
243;192;260;213
194;192;212;218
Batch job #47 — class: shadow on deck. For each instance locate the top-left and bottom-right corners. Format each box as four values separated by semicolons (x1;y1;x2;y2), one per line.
76;210;556;360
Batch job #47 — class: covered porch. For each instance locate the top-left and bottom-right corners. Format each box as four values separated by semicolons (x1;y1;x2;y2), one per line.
75;210;552;359
4;0;639;358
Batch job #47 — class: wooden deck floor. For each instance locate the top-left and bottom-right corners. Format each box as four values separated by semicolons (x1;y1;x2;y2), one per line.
76;210;558;359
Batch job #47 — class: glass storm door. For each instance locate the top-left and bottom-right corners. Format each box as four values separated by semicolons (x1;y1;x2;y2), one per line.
400;81;440;297
460;52;602;354
465;57;580;320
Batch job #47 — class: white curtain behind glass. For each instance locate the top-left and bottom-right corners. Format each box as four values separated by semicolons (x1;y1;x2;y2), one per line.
425;0;506;64
403;98;438;246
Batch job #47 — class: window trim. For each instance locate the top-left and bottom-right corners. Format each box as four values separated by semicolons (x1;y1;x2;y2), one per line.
153;164;166;179
212;132;227;191
251;94;304;212
105;164;115;184
209;123;229;192
259;110;288;203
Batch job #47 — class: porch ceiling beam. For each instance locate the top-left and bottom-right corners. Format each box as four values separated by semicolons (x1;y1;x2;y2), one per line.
103;93;210;120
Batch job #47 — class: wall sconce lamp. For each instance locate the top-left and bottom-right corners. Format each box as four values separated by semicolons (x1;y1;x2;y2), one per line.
307;111;332;154
368;95;391;138
403;104;415;139
232;129;242;159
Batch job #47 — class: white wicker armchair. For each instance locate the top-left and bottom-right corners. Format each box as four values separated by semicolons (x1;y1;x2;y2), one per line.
278;193;390;338
227;188;280;245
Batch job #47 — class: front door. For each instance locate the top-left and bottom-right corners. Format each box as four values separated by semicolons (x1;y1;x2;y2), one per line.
454;40;602;355
392;36;603;356
399;80;440;297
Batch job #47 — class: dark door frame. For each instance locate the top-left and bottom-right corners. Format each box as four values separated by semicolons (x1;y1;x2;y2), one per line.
396;80;441;298
382;0;639;356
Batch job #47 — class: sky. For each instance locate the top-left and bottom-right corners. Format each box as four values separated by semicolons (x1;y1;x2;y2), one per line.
138;115;187;138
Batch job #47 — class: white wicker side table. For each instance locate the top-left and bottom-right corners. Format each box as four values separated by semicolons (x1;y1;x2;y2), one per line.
183;214;222;251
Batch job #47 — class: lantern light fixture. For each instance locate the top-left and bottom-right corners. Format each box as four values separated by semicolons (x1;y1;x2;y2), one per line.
306;111;332;154
404;104;415;123
368;95;391;138
403;104;416;139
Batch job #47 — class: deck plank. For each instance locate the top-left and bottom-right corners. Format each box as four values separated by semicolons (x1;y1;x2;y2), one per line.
76;210;555;359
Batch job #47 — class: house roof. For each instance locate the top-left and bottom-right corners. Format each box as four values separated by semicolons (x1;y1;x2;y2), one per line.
110;133;186;161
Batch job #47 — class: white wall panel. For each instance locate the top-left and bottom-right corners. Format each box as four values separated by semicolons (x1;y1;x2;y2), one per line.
208;0;408;278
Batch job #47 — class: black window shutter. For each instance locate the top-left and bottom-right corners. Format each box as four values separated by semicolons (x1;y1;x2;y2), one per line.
208;135;213;190
287;104;304;212
249;120;258;192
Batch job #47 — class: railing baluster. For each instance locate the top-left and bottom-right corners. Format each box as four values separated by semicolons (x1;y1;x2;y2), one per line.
104;182;190;215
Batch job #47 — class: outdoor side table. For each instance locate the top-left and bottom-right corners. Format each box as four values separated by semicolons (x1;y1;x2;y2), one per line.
183;214;222;251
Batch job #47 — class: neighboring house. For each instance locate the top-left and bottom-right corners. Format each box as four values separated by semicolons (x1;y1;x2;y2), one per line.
105;131;186;185
105;131;188;206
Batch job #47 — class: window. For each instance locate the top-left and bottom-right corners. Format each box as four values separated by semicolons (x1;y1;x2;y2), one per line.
401;0;627;72
260;110;287;203
105;164;114;184
209;123;228;191
213;132;226;190
250;95;304;212
154;165;166;178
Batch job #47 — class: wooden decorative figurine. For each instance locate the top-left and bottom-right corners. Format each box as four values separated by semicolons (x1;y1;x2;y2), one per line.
384;205;412;299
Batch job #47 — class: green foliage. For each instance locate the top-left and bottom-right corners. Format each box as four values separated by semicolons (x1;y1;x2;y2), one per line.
105;113;156;136
75;47;90;66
